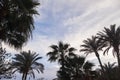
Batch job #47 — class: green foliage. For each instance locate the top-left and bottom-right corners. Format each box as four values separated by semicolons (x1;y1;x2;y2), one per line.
103;62;119;80
0;47;13;79
0;0;40;49
47;41;76;63
12;50;44;80
97;24;120;69
80;36;105;72
80;36;107;55
57;55;94;80
47;41;76;80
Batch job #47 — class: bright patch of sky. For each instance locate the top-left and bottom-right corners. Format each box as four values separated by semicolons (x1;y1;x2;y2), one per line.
2;0;120;80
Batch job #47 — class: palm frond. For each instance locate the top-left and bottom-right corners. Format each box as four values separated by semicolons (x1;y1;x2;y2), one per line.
12;50;44;79
83;61;94;70
50;45;58;50
68;47;76;52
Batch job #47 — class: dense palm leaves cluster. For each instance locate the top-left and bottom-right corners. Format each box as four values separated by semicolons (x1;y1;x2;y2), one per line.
0;0;45;80
12;50;44;80
80;36;106;72
0;49;44;80
0;0;39;49
47;41;76;80
98;25;120;69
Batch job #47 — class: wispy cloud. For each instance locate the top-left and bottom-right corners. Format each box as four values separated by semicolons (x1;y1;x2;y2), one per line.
2;0;120;79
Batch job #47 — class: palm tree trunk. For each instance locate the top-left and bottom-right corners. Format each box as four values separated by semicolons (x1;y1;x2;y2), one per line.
22;73;25;80
95;52;108;80
115;48;120;70
95;51;104;72
24;72;28;80
115;47;120;80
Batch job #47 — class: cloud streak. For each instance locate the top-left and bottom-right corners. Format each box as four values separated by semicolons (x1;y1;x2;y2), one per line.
3;0;120;79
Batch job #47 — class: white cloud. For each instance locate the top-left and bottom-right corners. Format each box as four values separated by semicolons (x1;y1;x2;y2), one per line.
2;0;120;79
23;35;56;54
61;0;120;74
62;0;120;48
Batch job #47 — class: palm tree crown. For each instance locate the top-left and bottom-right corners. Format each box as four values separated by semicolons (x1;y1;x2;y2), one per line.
102;62;119;80
80;36;106;72
0;0;40;49
80;36;106;55
47;41;76;64
47;41;76;80
60;55;94;80
97;24;120;69
12;50;44;80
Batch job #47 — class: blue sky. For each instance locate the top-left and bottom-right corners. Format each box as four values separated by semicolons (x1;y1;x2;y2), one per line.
2;0;120;80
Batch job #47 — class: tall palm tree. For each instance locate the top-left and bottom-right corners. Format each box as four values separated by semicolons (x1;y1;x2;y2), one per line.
12;50;44;80
0;0;40;49
47;41;76;80
80;36;106;72
97;24;120;69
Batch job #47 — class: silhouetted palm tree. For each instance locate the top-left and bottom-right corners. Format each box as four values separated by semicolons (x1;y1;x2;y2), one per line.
12;50;44;80
102;62;119;80
47;41;76;80
97;24;120;69
80;36;106;72
83;61;95;80
63;55;94;80
0;0;40;49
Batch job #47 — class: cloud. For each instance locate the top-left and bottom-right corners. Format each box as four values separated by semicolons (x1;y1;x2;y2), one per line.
2;0;120;79
62;0;120;48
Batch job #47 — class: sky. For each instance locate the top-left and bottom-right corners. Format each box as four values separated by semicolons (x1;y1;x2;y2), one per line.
2;0;120;80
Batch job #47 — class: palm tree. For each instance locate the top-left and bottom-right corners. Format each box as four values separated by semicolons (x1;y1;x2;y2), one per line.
83;61;95;80
0;0;40;49
63;55;94;80
80;36;106;72
47;41;76;80
12;50;44;80
97;24;120;69
97;62;119;80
